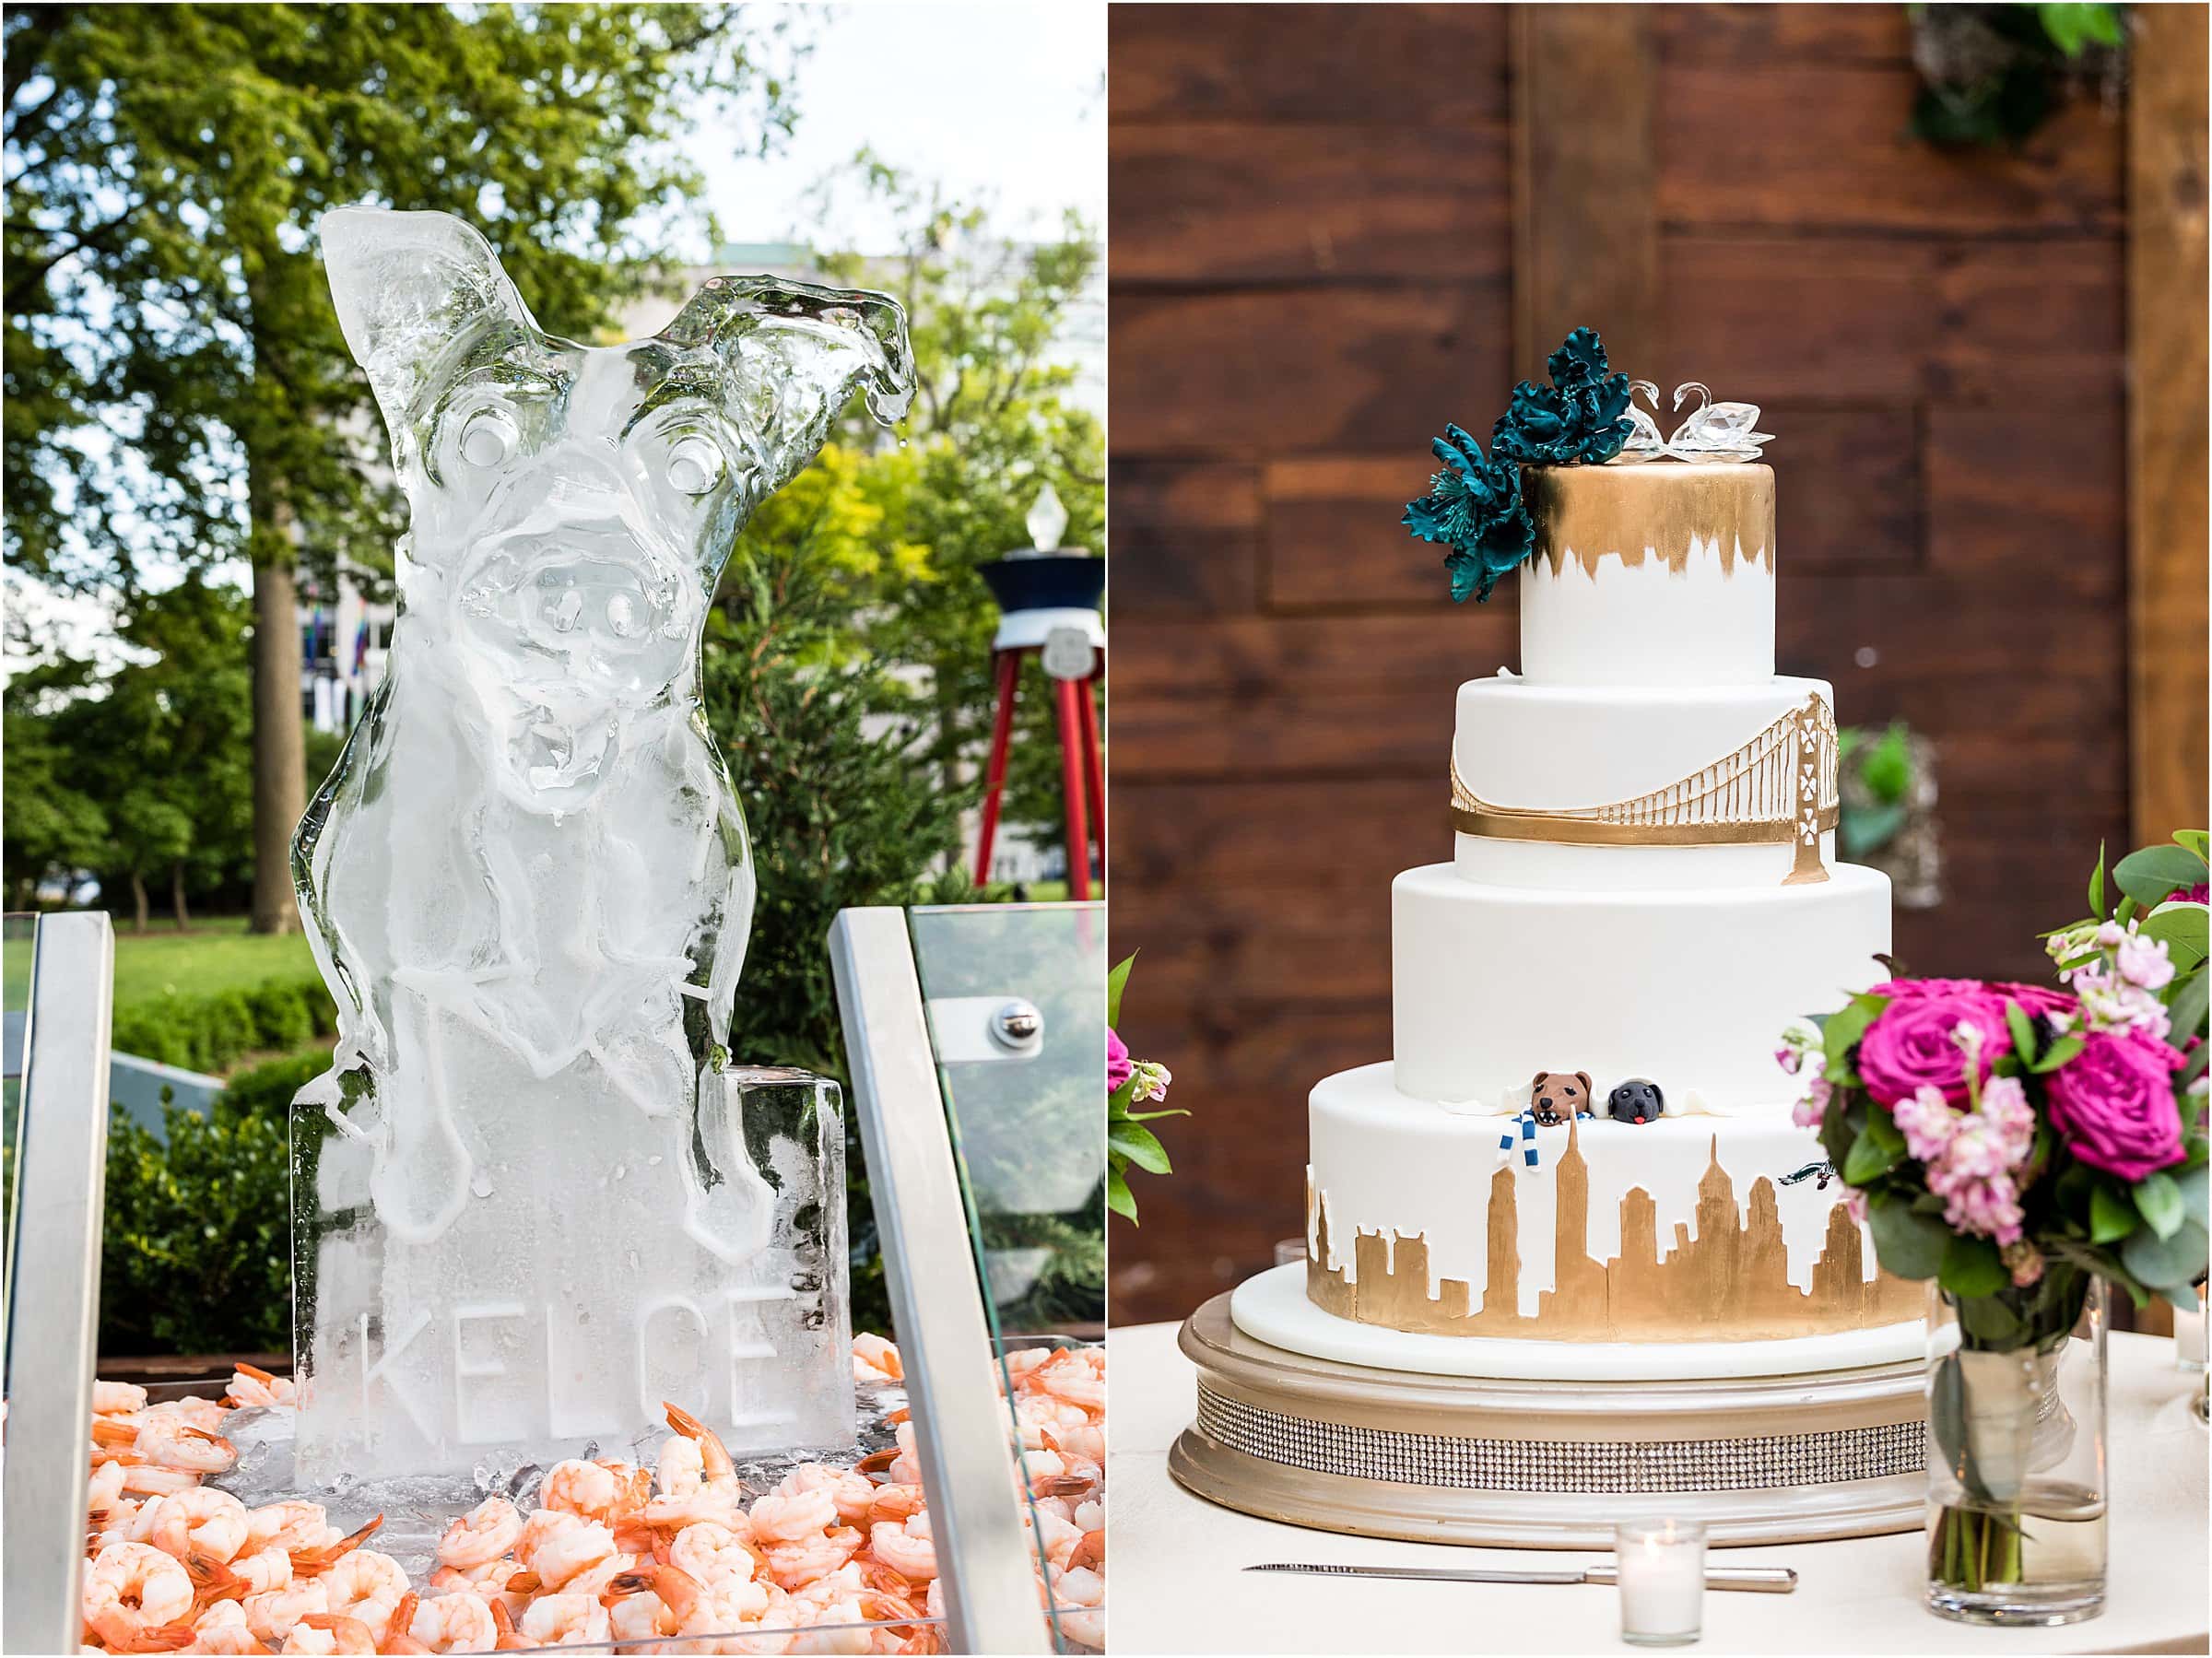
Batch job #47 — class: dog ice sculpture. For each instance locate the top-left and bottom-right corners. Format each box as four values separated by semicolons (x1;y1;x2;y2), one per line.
289;207;913;1479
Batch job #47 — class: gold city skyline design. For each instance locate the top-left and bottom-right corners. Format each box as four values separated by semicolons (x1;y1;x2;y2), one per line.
1306;1116;1920;1342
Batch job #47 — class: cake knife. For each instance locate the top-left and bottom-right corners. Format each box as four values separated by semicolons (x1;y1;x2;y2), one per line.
1245;1563;1797;1593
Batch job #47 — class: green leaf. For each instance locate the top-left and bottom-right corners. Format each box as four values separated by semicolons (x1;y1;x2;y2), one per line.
1106;1164;1136;1223
2169;970;2210;1049
1868;1195;1951;1279
2039;2;2124;54
1107;953;1135;1028
1844;1126;1904;1184
2137;1171;2187;1241
2176;1162;2209;1232
1822;993;1888;1082
2088;1182;2139;1244
2141;907;2210;971
2121;1218;2208;1290
1937;1234;2008;1299
1108;1119;1172;1176
2183;1040;2210;1088
2175;829;2211;861
2005;1000;2041;1067
1864;1109;1907;1154
2088;841;2108;918
2114;844;2209;909
2030;1034;2086;1075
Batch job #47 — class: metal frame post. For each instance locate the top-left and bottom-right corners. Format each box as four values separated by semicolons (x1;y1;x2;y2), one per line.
829;907;1051;1653
4;911;116;1653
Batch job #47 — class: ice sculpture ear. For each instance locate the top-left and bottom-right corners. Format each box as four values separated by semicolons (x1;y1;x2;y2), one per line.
659;275;915;498
320;206;540;430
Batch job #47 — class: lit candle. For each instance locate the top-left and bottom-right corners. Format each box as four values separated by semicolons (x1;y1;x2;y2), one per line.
1616;1518;1706;1647
2176;1286;2207;1372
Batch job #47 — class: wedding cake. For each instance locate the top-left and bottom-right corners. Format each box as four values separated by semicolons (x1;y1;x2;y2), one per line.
1171;337;1928;1546
1293;456;1920;1350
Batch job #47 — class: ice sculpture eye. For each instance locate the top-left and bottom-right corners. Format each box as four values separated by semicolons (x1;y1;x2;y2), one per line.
606;592;641;639
459;406;520;468
548;588;583;633
666;432;724;496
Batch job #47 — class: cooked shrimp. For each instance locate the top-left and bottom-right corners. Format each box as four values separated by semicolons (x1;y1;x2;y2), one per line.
749;1487;837;1545
866;1516;936;1584
224;1365;296;1412
865;1486;924;1528
246;1503;329;1557
538;1458;649;1524
289;1516;382;1579
436;1498;522;1570
619;1562;771;1639
852;1335;902;1383
760;1525;865;1593
85;1541;196;1652
780;1464;877;1528
318;1548;407;1629
121;1463;209;1498
146;1488;252;1565
96;1381;151;1417
606;1586;677;1644
221;1546;293;1598
669;1521;761;1587
521;1515;615;1593
406;1589;495;1653
515;1592;610;1648
278;1613;377;1655
135;1416;238;1476
89;1456;130;1516
241;1580;330;1646
1029;1353;1103;1415
662;1402;738;1484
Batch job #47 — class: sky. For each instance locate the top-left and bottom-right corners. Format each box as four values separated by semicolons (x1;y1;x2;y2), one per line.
696;3;1106;253
5;4;1108;669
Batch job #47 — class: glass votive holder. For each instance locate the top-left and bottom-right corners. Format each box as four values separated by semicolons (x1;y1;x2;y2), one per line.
2175;1285;2207;1373
1616;1518;1707;1647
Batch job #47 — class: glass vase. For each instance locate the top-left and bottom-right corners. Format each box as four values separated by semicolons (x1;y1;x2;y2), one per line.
1924;1276;2107;1626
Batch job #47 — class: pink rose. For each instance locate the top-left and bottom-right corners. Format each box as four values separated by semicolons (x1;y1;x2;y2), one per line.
1107;1028;1133;1093
2166;884;2210;905
1867;978;1994;1001
2045;1029;2188;1181
1857;988;2014;1108
1991;982;2077;1022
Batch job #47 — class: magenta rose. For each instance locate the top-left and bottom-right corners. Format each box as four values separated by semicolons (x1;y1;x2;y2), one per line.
1868;978;1993;1001
1107;1028;1133;1093
2166;884;2210;905
1991;981;2078;1021
1857;986;2015;1108
2046;1029;2187;1180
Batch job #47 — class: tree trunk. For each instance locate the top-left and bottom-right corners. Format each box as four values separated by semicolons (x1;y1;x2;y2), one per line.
249;506;305;935
130;870;148;932
171;859;190;930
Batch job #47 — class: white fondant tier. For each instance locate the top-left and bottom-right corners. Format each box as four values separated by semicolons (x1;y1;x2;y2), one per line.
1451;674;1835;889
1236;1263;1923;1381
1307;1064;1916;1342
1393;860;1890;1113
1519;462;1774;688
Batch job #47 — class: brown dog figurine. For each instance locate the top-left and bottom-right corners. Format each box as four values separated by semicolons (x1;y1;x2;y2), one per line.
1530;1070;1593;1126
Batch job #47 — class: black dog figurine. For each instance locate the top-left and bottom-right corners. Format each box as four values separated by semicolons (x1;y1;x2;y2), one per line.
1606;1078;1665;1124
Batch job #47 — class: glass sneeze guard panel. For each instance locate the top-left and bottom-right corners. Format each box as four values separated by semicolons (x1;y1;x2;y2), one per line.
908;900;1107;1653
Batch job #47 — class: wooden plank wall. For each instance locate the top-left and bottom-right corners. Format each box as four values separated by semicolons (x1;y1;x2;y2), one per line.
1107;4;2136;1324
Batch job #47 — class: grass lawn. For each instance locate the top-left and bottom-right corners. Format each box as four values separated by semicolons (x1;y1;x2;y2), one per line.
3;913;319;1020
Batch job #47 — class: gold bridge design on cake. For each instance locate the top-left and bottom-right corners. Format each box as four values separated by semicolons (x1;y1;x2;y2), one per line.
1307;1117;1918;1341
1450;693;1840;881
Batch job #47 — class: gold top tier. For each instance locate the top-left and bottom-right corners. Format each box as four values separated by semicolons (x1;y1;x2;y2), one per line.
1524;462;1774;579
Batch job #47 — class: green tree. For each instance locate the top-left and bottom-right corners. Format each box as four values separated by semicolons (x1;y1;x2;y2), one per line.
4;2;803;932
0;647;108;907
807;160;1106;858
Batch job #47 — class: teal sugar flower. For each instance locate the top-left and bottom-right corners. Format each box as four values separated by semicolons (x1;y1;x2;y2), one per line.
1401;423;1535;604
1403;326;1632;602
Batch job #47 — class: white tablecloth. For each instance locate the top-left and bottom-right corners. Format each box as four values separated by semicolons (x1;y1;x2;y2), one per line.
1106;1323;2207;1655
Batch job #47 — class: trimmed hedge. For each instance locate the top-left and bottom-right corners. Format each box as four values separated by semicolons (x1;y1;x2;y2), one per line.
112;976;336;1076
99;1052;312;1355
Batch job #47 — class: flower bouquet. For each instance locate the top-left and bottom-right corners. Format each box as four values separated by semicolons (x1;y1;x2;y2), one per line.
1106;954;1180;1223
1781;834;2207;1624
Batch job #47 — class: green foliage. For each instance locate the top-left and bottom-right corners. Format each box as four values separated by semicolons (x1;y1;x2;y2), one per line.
100;1061;300;1355
804;159;1105;849
1106;954;1186;1226
111;975;335;1075
1907;2;2127;148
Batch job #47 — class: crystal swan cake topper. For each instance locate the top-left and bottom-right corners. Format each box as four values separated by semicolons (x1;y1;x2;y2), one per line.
1617;381;1775;464
1402;326;1774;603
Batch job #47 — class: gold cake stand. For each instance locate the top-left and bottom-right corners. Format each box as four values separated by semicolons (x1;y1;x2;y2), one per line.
1168;1291;1927;1549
